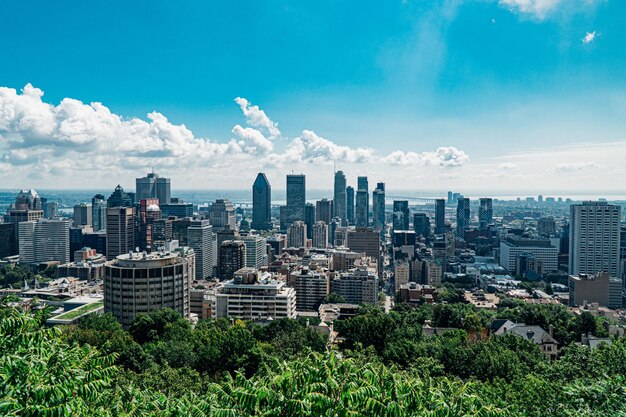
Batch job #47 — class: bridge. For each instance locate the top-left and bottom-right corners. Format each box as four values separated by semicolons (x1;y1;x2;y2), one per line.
385;196;439;204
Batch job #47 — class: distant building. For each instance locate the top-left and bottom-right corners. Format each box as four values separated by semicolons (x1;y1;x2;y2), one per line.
107;185;133;208
73;203;92;227
478;198;492;230
305;203;315;239
312;221;328;249
91;195;107;231
293;266;329;311
372;182;385;233
413;213;430;238
434;198;446;234
537;217;556;236
137;199;161;251
456;198;470;239
392;200;410;231
394;261;410;288
104;248;194;326
315;199;333;225
106;207;135;260
287;220;307;248
252;173;272;230
210;199;236;231
569;202;620;278
331;267;378;305
333;171;347;226
136;171;171;205
346;228;380;265
44;201;58;219
187;219;214;279
242;234;267;269
218;240;245;280
18;219;70;264
569;272;622;309
286;174;306;227
499;236;558;275
355;176;369;227
160;202;193;219
0;223;17;258
346;186;355;225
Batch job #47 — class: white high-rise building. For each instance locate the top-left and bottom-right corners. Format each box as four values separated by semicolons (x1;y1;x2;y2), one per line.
312;221;328;249
18;219;70;264
287;220;307;248
569;202;621;278
188;219;214;279
242;234;267;269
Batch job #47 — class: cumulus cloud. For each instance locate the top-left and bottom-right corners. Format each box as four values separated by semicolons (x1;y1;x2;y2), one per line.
554;162;599;172
498;162;518;170
384;146;469;167
276;130;375;164
499;0;599;19
234;97;280;139
582;31;598;44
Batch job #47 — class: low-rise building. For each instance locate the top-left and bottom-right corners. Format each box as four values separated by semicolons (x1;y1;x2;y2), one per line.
569;272;622;309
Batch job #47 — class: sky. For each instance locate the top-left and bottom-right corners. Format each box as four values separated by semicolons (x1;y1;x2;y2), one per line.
0;0;625;195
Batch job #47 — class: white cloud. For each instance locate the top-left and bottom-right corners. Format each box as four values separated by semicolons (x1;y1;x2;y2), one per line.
499;0;599;19
498;162;518;170
277;130;375;164
554;161;598;172
384;146;469;167
234;97;280;139
582;31;598;44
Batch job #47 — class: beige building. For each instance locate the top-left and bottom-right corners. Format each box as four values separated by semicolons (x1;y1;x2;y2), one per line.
569;272;622;309
394;261;410;289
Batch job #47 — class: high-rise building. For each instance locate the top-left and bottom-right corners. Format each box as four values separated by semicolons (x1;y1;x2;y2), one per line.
188;219;214;279
478;198;493;231
346;186;355;225
456;198;470;239
152;218;172;249
447;191;453;204
252;173;272;230
18;219;70;264
538;218;557;237
287;220;307;248
312;221;329;249
315;199;333;225
355;191;369;228
171;217;192;245
294;266;329;311
106;207;135;260
392;200;409;231
73;203;92;227
8;189;43;225
499;236;559;275
331;267;378;304
210;199;236;231
242;234;267;269
413;213;431;238
104;247;194;326
286;174;306;227
136;171;171;205
569;272;622;309
160;202;193;219
372;182;385;233
92;194;107;231
333;171;347;225
43;201;58;219
305;203;315;239
107;185;133;208
137;199;161;251
218;240;246;280
434;199;446;234
346;227;380;264
0;223;17;258
569;202;620;278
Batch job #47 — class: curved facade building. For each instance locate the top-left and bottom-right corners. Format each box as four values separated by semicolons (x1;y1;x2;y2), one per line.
104;248;195;326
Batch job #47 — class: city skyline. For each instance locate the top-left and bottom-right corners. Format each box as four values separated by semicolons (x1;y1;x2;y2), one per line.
1;1;625;192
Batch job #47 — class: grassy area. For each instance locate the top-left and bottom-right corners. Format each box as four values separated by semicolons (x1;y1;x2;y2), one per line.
53;301;104;321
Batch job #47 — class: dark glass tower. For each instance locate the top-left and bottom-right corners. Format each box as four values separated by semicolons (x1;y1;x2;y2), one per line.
355;176;369;227
478;198;493;230
252;173;272;230
346;186;355;225
286;174;306;227
456;198;470;238
333;171;347;225
392;200;409;231
435;199;446;234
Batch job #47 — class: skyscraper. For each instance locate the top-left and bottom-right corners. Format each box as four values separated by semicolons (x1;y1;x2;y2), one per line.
107;185;133;208
92;194;107;231
242;234;267;269
315;199;333;225
136;171;171;205
372;182;385;233
252;173;272;230
435;199;446;234
210;199;236;231
305;203;315;239
312;221;328;249
413;213;431;238
333;171;347;225
392;201;409;231
287;220;307;248
188;219;213;279
478;198;493;231
569;202;620;278
137;199;161;251
355;176;369;228
346;186;355;225
106;207;135;260
73;203;92;227
218;240;245;280
18;219;70;264
286;174;306;227
456;198;470;239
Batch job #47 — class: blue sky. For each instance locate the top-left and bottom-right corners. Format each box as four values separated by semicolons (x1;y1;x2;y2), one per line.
0;0;625;194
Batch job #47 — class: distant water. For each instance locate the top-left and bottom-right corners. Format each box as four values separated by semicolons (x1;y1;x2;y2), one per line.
2;189;626;213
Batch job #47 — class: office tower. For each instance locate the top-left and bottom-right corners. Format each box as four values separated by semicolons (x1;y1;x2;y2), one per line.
106;207;135;260
18;219;70;264
456;198;470;239
188;219;214;279
346;227;380;264
305;203;315;239
83;231;107;256
137;199;161;251
286;174;306;227
210;199;236;231
413;213;430;238
315;199;333;225
0;223;17;258
447;191;453;204
242;234;267;269
372;182;385;232
392;200;409;231
333;170;347;225
171;217;192;245
287;220;307;248
499;236;559;275
107;185;133;208
104;247;194;326
92;194;107;231
434;199;446;234
8;189;43;224
569;202;620;277
210;268;297;319
312;221;329;249
136;171;171;205
279;206;288;231
73;203;92;227
330;267;378;304
355;176;369;227
294;267;330;311
160;201;193;218
538;217;557;236
478;198;493;231
152;218;173;249
346;186;355;225
218;240;245;280
43;201;58;219
329;218;340;247
620;226;626;286
252;173;272;230
70;226;91;261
